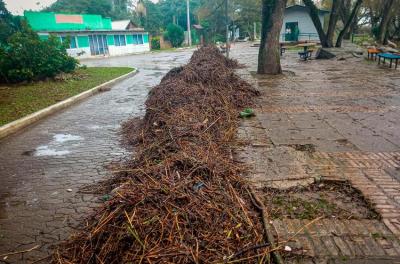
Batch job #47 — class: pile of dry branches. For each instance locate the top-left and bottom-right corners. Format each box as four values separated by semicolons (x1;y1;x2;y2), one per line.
53;46;267;263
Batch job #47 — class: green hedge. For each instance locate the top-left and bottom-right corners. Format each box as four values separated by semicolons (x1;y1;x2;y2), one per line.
0;20;77;83
164;24;184;48
151;36;161;50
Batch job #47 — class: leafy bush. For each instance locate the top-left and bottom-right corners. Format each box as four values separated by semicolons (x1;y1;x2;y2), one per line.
151;36;161;50
0;23;77;83
212;34;226;43
164;23;184;48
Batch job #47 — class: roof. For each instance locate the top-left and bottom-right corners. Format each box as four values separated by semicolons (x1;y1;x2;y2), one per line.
112;19;144;31
37;29;146;34
286;4;330;14
24;11;112;31
111;20;131;30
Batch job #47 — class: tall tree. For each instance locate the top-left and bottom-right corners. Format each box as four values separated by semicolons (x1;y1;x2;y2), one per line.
0;0;21;44
231;0;262;40
303;0;344;47
336;0;363;47
302;0;330;47
326;0;343;46
45;0;127;19
257;0;286;74
377;0;395;44
139;0;163;35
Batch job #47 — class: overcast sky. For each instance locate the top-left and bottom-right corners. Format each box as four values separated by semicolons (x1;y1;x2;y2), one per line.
4;0;159;15
4;0;57;15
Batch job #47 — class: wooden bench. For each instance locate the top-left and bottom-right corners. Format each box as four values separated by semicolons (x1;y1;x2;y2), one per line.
367;48;380;60
378;53;400;69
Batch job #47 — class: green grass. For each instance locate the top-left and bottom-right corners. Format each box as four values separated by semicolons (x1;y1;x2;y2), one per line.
0;67;133;126
352;34;374;46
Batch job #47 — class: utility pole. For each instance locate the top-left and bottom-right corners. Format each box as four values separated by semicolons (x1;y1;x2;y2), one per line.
186;0;192;46
254;22;257;40
225;0;230;57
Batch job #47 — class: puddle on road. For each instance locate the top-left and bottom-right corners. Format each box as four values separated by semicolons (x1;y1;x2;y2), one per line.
87;125;101;130
53;134;83;143
34;146;71;156
22;133;84;157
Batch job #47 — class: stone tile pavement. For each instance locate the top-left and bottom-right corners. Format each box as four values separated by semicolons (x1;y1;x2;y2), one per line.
231;42;400;263
0;50;193;263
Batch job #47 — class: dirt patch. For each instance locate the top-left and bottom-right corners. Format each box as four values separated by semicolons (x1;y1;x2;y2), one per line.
289;143;316;153
261;180;379;220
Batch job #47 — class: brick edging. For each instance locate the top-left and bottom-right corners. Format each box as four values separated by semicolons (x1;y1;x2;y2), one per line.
0;69;137;140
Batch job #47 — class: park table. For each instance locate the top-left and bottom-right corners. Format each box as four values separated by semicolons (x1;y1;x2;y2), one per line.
296;42;317;60
367;48;380;60
378;53;400;69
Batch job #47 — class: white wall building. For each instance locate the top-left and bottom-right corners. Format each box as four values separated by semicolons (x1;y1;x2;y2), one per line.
280;5;329;42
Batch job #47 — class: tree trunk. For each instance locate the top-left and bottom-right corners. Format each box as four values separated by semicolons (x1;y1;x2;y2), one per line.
344;16;358;39
339;0;350;23
326;0;343;47
336;0;363;47
378;0;395;44
257;0;286;75
340;0;357;40
303;0;330;47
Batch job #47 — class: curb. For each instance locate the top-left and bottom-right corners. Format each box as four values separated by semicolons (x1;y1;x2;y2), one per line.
0;69;137;140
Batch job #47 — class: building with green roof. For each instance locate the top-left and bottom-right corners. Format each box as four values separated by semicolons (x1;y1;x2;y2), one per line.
24;11;150;58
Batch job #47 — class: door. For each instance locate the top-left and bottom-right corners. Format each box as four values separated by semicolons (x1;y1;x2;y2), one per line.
285;22;299;42
89;35;109;56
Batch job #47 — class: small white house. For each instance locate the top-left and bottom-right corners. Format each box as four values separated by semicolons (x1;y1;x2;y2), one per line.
25;12;151;59
280;5;329;42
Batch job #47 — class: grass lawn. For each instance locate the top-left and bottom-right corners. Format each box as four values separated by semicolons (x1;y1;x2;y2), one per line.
0;67;133;126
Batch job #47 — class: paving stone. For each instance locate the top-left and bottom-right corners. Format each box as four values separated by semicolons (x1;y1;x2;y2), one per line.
0;50;193;262
232;44;400;262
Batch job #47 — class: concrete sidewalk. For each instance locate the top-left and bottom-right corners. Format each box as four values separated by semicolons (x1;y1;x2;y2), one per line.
231;43;400;263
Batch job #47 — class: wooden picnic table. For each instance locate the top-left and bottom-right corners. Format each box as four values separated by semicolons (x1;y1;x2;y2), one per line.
296;42;317;52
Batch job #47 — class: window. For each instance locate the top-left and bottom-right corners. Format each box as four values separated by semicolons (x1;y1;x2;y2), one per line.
132;34;138;44
89;35;109;56
132;34;144;45
60;36;77;49
114;35;126;46
137;34;143;44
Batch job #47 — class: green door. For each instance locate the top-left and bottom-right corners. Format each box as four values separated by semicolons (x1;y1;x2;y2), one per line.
285;22;299;42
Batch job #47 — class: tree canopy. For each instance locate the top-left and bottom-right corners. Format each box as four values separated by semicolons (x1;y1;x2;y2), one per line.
45;0;130;19
35;0;400;45
0;0;77;83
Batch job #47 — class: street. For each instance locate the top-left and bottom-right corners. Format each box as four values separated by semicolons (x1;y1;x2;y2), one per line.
0;50;194;263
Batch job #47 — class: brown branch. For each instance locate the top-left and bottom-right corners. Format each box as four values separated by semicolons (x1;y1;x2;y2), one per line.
0;245;40;258
248;186;284;264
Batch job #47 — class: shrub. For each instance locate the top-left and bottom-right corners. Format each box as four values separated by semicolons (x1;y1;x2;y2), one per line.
0;23;78;83
151;36;161;50
164;23;184;48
